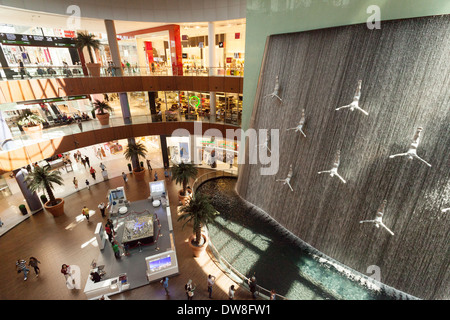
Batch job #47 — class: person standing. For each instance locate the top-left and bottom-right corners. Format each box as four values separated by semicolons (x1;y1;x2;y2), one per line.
99;163;106;171
207;274;216;299
98;202;106;218
112;241;121;259
122;172;128;183
85;179;90;190
90;166;96;180
185;279;194;300
249;276;257;299
161;276;169;296
228;285;236;300
77;118;83;132
16;259;30;281
28;257;41;277
270;289;276;300
82;206;90;221
73;177;78;190
80;157;87;168
154;172;158;181
105;222;113;242
146;159;152;171
85;156;90;167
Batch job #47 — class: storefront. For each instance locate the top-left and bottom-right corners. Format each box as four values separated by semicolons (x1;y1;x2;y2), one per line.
0;33;79;79
166;136;190;165
195;135;239;168
1;95;92;134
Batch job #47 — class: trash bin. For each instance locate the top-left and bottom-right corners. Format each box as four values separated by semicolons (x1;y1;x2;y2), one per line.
19;204;28;215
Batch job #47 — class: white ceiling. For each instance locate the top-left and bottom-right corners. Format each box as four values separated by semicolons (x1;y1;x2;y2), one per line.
0;5;246;36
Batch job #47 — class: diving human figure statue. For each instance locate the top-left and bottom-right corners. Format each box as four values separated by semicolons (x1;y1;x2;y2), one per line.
359;200;395;236
318;150;346;184
258;135;271;153
389;127;431;167
287;109;306;137
336;80;368;115
442;208;450;213
264;76;282;102
276;164;293;191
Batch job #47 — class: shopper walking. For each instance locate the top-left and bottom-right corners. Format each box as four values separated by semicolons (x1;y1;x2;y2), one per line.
99;163;106;171
90;166;96;180
82;206;90;221
77;118;83;132
85;156;90;167
73;177;78;190
161;276;169;296
154;172;158;181
185;279;194;300
122;172;128;183
105;222;114;242
146;159;152;171
16;259;30;281
28;257;41;277
98;202;106;218
80;157;87;168
207;274;216;298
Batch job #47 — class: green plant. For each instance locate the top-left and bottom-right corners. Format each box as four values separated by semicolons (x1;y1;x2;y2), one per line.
92;99;113;115
171;162;198;196
124;141;147;172
177;192;219;245
25;166;64;206
17;114;45;127
75;31;100;64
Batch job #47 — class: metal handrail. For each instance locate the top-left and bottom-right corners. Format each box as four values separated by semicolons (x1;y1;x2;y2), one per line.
192;169;289;300
0;65;244;80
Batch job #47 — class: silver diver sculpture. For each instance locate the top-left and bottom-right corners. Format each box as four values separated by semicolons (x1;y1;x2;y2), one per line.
389;127;431;167
258;134;271;153
287;109;306;137
264;75;282;102
359;200;395;236
442;208;450;213
318;150;346;184
276;164;293;191
336;80;368;116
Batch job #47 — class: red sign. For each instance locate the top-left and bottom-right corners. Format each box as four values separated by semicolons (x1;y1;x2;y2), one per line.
226;57;232;63
235;33;240;39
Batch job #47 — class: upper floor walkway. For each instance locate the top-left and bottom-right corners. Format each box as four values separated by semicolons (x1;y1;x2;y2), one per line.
0;70;244;104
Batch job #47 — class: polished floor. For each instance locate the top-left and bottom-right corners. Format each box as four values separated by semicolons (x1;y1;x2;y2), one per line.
0;161;252;300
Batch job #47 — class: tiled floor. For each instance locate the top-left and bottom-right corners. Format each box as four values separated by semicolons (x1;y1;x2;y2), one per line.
0;150;247;300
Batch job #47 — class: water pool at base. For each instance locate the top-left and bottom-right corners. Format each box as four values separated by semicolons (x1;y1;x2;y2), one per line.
197;177;403;300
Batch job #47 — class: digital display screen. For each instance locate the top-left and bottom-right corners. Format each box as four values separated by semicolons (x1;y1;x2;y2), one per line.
148;255;172;273
111;189;124;200
150;181;165;193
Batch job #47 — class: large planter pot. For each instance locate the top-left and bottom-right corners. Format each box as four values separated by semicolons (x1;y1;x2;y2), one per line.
133;168;145;180
23;124;43;140
96;113;110;125
86;62;101;77
188;233;208;257
44;198;65;217
178;188;193;205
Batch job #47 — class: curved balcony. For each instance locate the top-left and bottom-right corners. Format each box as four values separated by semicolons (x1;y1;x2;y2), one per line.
0;115;241;174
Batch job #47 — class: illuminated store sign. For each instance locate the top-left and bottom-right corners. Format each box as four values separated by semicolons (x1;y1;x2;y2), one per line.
0;33;76;47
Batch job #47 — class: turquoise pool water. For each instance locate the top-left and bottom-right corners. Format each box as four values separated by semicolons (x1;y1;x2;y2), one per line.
198;177;398;300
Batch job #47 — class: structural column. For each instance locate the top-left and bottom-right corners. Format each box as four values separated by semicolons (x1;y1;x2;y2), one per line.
104;19;123;76
15;169;43;214
208;22;216;122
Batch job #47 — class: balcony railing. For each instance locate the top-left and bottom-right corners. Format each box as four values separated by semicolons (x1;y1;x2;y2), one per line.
0;65;244;81
0;113;241;154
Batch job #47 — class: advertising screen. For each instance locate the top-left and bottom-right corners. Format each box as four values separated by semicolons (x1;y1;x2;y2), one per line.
148;255;172;273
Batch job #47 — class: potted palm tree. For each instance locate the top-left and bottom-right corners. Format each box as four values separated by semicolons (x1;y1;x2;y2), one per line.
25;166;65;217
18;112;46;140
177;192;219;257
92;99;113;125
124;141;147;180
75;31;101;76
171;162;197;205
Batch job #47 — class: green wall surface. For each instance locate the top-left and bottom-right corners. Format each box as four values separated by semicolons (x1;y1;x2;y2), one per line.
242;0;450;131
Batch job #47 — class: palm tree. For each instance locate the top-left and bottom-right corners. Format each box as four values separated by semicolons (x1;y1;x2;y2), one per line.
124;141;147;172
92;99;113;115
75;31;100;64
171;162;198;196
177;192;219;245
25;166;64;206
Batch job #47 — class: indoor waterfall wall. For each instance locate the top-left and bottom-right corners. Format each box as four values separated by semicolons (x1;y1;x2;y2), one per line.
236;15;450;300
